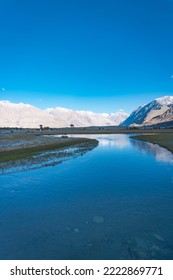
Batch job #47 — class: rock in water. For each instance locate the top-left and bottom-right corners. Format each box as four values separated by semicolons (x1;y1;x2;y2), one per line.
93;216;104;224
153;233;164;242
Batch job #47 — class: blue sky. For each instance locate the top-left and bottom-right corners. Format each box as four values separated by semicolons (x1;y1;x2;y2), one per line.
0;0;173;113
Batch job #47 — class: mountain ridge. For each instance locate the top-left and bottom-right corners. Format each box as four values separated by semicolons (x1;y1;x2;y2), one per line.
1;96;173;128
121;96;173;127
0;100;129;128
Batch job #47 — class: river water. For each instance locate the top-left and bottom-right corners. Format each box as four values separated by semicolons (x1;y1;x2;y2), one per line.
0;134;173;259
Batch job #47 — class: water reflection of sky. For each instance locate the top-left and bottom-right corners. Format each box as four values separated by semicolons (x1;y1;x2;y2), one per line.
67;134;130;148
69;134;173;164
91;135;130;148
131;139;173;164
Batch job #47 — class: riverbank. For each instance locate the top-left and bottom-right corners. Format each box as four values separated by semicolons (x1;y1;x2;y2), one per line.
131;133;173;153
1;127;173;135
0;134;98;163
1;128;173;163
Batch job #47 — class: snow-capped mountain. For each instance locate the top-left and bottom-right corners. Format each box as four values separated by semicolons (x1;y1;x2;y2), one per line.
0;100;129;128
156;96;173;105
0;101;61;128
121;96;173;127
46;107;128;127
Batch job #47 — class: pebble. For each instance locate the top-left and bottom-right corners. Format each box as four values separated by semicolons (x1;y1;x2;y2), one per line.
152;244;160;251
65;227;70;231
93;216;104;224
136;249;149;259
153;233;164;242
135;237;147;249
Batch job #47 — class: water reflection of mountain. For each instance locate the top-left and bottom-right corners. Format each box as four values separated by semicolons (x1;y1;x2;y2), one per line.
131;139;173;163
97;135;130;148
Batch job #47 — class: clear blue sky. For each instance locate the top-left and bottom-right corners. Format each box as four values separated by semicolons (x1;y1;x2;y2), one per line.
0;0;173;113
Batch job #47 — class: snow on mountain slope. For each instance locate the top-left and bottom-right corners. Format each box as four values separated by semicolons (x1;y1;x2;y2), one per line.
0;101;129;128
0;101;63;128
121;96;173;127
46;107;129;127
156;96;173;105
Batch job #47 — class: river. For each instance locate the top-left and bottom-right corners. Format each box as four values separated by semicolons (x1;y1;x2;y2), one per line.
0;134;173;259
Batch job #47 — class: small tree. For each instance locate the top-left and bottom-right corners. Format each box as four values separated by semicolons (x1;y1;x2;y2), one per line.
39;124;43;130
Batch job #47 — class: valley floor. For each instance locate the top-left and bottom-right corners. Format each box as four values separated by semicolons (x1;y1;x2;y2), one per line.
0;128;173;164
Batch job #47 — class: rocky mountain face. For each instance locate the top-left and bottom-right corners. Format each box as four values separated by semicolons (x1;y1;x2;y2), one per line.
150;105;173;124
121;96;173;127
0;101;129;128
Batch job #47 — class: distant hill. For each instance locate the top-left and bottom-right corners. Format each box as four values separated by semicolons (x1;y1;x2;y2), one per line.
46;107;129;127
0;100;129;128
121;96;173;127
